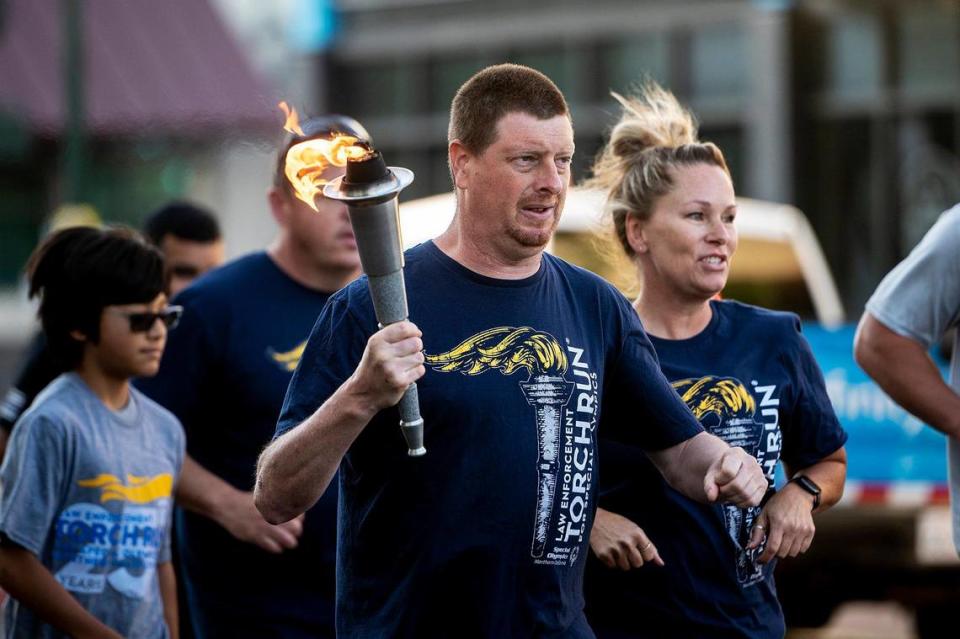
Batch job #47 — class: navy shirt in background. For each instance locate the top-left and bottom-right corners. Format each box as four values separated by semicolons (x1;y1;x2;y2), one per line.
276;241;703;639
584;300;848;639
137;252;341;637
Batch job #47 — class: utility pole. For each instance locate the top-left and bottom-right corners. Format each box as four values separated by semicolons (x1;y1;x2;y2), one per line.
61;0;86;203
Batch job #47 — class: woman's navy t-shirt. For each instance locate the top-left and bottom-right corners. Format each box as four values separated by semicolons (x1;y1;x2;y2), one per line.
276;241;704;639
584;300;848;639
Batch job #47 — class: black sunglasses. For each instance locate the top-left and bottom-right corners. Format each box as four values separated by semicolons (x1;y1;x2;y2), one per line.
112;306;183;333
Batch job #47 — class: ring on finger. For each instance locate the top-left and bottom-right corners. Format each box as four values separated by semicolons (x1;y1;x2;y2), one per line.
640;541;652;552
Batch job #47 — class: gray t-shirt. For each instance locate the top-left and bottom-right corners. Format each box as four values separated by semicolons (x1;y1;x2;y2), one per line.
866;203;960;553
0;373;185;639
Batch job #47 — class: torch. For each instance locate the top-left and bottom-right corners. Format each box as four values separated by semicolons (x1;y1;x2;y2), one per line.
323;152;426;457
278;102;425;456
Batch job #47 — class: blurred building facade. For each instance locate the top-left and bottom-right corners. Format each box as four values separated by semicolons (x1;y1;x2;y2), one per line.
1;0;958;386
0;0;284;386
316;0;960;314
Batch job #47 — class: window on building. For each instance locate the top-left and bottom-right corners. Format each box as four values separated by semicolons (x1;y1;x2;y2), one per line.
690;23;747;107
824;13;882;100
334;61;422;119
510;48;580;104
600;34;670;99
897;3;960;98
430;57;491;114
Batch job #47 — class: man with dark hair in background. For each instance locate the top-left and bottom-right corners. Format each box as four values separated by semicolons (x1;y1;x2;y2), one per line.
144;202;224;299
0;201;224;453
137;115;370;638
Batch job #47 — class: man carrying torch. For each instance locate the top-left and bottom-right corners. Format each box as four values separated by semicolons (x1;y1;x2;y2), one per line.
255;65;767;637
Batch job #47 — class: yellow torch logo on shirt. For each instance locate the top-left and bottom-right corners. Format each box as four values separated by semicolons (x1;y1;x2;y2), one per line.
426;326;580;561
672;376;757;421
670;375;771;586
269;341;308;372
77;473;173;504
425;326;568;376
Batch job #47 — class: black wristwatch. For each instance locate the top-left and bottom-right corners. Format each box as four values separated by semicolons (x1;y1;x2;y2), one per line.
789;475;821;510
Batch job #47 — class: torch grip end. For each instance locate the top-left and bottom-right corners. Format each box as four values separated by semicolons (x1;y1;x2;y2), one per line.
400;416;425;458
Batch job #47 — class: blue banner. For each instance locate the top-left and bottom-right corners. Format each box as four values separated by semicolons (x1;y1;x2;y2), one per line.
802;323;949;483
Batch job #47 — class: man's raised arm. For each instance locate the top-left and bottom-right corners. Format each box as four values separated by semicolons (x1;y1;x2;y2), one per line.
255;321;425;524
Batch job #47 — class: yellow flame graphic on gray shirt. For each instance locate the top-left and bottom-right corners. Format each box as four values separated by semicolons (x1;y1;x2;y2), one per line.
77;473;173;504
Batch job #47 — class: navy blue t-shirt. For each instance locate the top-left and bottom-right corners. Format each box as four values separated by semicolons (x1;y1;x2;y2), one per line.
584;300;848;639
276;241;704;639
137;252;341;636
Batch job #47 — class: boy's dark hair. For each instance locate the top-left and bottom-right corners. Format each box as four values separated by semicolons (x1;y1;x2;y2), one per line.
448;63;570;155
26;227;165;369
143;201;221;245
273;114;372;196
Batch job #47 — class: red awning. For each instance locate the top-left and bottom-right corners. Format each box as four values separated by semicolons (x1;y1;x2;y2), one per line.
0;0;278;138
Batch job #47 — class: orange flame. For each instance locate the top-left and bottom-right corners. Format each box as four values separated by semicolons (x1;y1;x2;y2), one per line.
279;100;304;136
278;102;373;211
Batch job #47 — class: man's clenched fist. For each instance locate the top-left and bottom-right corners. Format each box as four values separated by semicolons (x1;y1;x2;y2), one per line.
703;447;767;508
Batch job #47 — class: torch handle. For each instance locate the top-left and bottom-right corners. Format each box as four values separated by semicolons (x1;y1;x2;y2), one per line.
367;268;426;457
398;384;426;457
323;167;422;456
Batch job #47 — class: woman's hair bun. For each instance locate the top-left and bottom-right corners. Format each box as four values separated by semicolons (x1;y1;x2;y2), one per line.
606;84;699;159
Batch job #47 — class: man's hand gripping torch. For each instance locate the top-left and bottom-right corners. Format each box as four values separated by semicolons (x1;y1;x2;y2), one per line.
323;152;426;456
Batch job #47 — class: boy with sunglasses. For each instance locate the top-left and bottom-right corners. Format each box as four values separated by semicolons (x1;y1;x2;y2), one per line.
0;227;185;638
1;200;222;451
